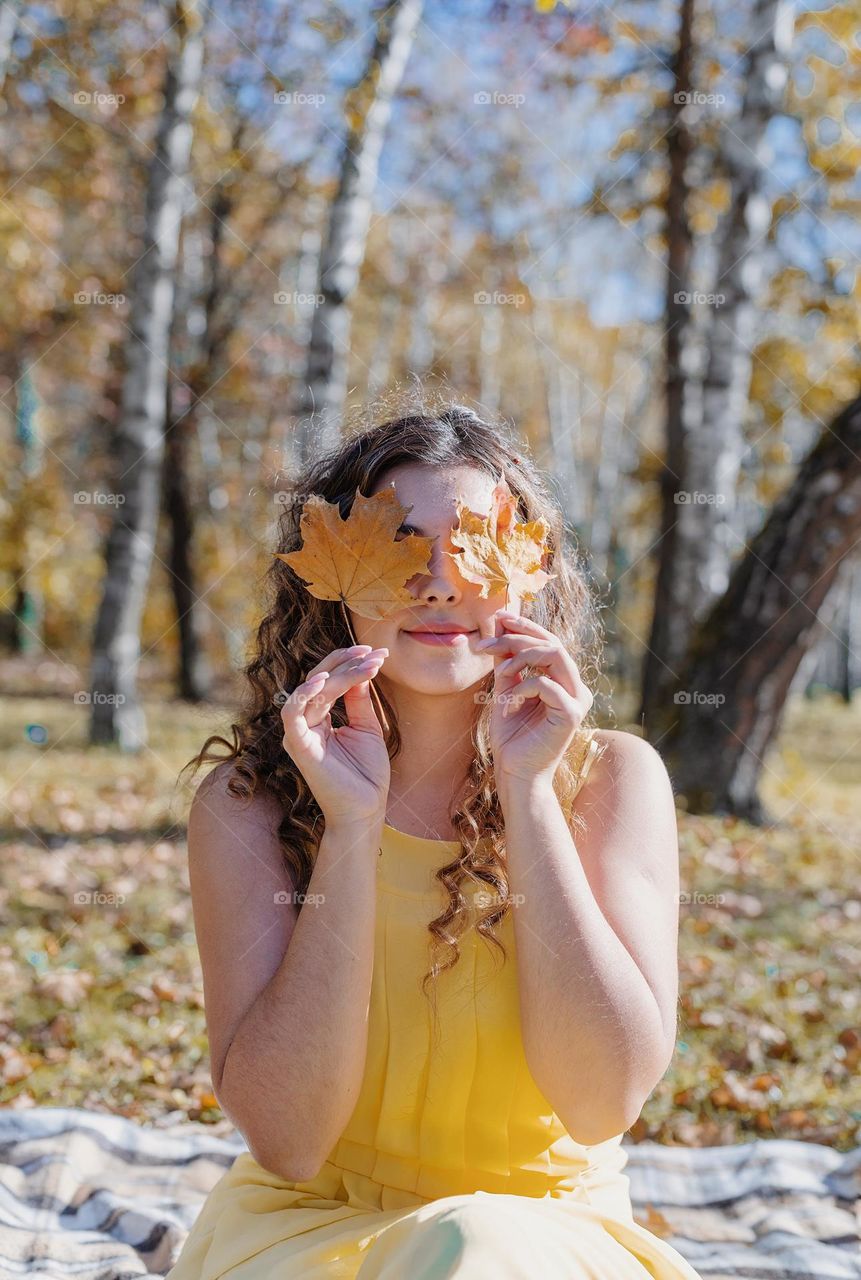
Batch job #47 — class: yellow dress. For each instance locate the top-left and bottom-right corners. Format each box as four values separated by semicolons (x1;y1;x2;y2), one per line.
167;815;703;1279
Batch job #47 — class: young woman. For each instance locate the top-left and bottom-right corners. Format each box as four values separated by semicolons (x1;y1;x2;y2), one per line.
167;404;703;1278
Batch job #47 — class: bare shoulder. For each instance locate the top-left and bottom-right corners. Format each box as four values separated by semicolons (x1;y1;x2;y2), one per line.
189;761;290;871
573;729;678;877
583;729;673;799
192;759;285;836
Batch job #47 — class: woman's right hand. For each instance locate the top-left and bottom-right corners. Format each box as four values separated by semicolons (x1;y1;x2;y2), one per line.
280;645;391;826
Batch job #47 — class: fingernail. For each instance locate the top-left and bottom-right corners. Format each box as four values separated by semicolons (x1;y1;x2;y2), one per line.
474;637;496;649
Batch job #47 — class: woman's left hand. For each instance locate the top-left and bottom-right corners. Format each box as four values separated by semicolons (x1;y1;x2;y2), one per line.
479;609;593;785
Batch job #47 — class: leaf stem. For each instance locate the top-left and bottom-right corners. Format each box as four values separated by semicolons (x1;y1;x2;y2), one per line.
340;600;390;734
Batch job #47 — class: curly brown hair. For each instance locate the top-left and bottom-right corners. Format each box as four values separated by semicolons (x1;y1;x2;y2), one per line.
180;393;607;1028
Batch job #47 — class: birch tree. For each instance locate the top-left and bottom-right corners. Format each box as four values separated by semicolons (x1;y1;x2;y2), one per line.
89;0;205;748
293;0;424;464
695;0;795;601
642;0;795;727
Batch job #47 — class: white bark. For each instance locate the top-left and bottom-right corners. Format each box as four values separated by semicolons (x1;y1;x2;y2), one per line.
684;0;795;620
294;0;424;462
89;0;205;748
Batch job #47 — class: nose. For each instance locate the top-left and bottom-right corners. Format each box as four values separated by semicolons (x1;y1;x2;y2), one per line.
413;539;464;605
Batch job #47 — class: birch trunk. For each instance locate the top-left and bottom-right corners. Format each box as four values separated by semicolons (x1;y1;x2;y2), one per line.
642;0;793;729
89;0;204;748
694;0;795;600
293;0;423;463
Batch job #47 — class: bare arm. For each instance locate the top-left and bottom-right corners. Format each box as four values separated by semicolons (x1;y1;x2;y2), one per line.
498;730;680;1146
188;762;384;1181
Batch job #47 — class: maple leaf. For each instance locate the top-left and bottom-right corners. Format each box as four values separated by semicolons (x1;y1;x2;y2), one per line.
275;486;435;620
447;474;555;602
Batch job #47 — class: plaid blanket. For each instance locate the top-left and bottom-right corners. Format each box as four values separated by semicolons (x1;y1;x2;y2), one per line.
0;1107;858;1279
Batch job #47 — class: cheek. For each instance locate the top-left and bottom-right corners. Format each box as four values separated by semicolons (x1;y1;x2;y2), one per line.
349;614;397;649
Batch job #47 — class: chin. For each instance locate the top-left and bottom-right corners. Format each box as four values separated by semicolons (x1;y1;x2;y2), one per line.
387;664;476;694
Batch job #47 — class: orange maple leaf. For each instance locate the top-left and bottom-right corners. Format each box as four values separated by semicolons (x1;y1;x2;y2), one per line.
447;474;555;603
275;486;435;620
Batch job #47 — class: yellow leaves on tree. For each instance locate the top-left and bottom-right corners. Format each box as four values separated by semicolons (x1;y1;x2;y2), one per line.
276;476;554;618
275;486;435;620
447;474;555;605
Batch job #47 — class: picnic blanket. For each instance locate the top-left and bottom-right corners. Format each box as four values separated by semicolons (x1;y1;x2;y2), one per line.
0;1107;858;1279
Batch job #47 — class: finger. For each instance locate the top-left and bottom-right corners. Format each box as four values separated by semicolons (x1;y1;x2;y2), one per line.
281;673;331;754
302;652;387;728
304;644;375;681
280;657;371;732
495;611;556;644
475;632;548;662
340;665;386;734
496;643;583;699
500;674;573;721
476;611;501;642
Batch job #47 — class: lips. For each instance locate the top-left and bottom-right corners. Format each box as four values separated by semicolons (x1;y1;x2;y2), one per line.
405;626;473;635
403;625;477;647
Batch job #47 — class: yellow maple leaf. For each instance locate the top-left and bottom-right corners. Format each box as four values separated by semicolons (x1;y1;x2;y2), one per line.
275;486;435;620
447;474;555;603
